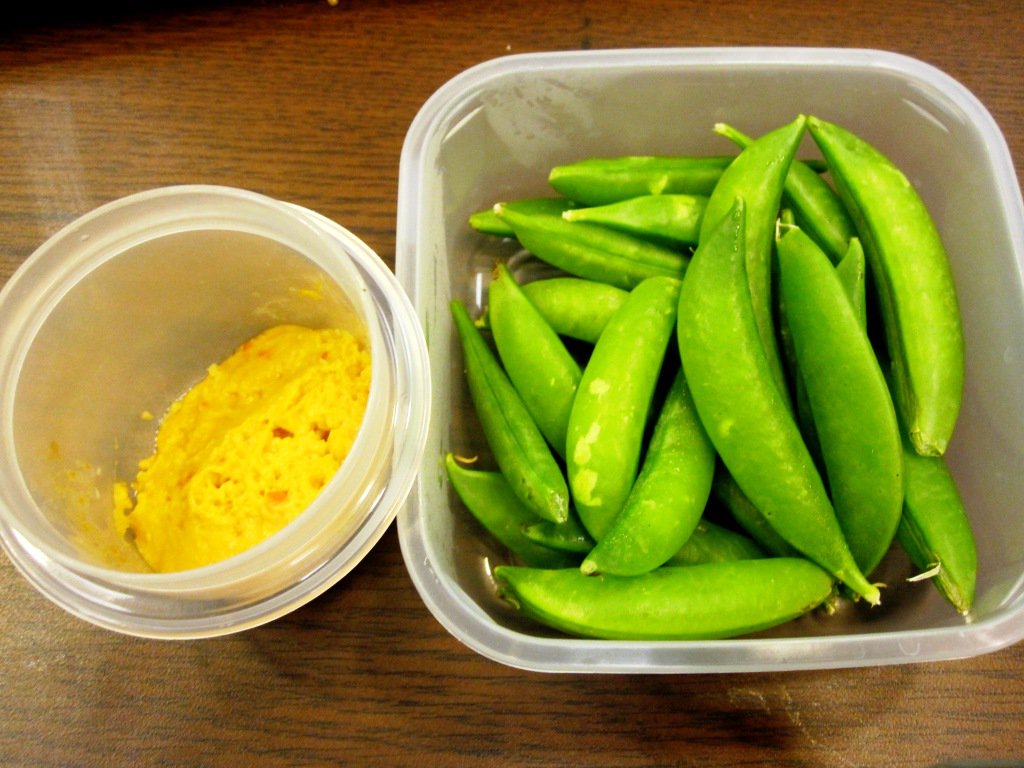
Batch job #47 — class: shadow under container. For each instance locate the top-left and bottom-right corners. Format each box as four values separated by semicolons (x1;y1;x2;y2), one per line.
0;185;430;638
395;47;1024;672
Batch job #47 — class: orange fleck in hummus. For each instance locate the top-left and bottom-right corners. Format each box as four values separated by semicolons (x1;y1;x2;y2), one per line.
114;324;371;572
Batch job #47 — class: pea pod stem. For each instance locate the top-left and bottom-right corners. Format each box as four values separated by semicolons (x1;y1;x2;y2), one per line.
677;197;879;604
807;116;964;457
450;300;569;524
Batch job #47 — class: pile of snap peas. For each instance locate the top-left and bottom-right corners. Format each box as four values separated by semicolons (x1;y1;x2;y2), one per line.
448;114;977;641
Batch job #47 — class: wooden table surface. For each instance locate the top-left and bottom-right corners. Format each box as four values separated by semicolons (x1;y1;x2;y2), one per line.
1;2;1022;766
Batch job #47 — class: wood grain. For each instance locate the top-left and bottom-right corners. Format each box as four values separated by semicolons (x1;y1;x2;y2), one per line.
1;1;1023;766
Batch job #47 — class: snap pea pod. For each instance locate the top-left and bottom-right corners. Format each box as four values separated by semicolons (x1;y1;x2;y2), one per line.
664;519;767;566
777;226;904;577
494;205;688;290
896;433;977;615
477;277;628;344
562;194;707;247
451;300;569;524
716;122;856;263
494;559;835;640
488;263;581;457
807;116;964;457
677;198;879;604
835;237;867;328
547;155;734;206
445;454;576;569
699;116;807;407
525;513;764;564
566;276;682;540
469;196;576;237
523;512;594;554
775;210;819;461
520;278;628;343
711;467;800;558
581;369;716;576
779;235;869;475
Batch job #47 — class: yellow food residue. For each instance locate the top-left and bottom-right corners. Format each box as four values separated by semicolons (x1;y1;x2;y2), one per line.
113;324;371;573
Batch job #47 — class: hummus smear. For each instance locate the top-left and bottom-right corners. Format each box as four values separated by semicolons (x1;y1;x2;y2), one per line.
115;324;371;572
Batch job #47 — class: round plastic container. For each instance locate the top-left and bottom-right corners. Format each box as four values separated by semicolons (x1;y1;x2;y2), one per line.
0;185;430;639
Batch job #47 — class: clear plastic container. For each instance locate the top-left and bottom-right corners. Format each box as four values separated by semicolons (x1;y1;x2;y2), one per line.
0;185;430;638
395;48;1024;672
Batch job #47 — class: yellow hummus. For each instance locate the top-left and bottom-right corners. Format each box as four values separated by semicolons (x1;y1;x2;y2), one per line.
114;324;371;572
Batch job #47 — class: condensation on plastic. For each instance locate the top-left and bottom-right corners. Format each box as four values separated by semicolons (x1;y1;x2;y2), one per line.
395;48;1024;673
0;185;430;638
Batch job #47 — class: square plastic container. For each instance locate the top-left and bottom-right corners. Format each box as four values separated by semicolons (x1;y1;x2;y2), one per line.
395;48;1024;673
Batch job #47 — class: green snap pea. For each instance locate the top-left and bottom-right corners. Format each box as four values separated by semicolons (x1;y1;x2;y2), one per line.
488;263;582;457
699;115;808;407
581;369;716;576
561;194;707;247
523;512;595;554
445;454;576;569
494;559;835;640
566;276;682;540
716;122;856;263
469;196;576;237
835;237;867;328
547;155;734;206
807;116;964;457
494;205;688;290
775;211;820;463
777;226;904;577
896;433;977;615
450;300;569;524
711;467;800;558
518;277;628;344
778;234;869;479
664;519;767;566
526;512;765;564
677;197;879;604
476;276;627;343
